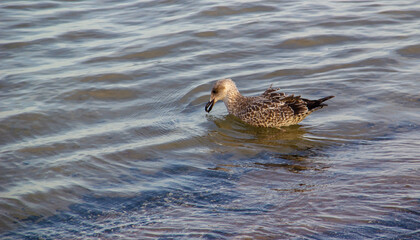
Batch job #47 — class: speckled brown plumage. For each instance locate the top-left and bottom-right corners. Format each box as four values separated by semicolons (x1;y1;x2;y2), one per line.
205;78;334;128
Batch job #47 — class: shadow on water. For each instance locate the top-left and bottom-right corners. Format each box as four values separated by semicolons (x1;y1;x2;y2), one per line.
205;114;333;174
208;114;315;147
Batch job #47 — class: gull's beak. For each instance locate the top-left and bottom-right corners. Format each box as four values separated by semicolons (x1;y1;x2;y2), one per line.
205;99;215;113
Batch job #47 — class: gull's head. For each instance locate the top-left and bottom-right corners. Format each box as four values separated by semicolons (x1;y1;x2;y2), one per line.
205;78;236;113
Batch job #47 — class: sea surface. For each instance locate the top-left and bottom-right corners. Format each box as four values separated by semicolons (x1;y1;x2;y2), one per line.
1;0;420;239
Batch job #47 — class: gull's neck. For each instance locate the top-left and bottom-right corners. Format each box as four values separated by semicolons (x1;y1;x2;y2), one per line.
223;86;244;115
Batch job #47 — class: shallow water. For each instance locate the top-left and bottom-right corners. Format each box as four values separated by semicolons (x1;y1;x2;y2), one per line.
1;0;420;239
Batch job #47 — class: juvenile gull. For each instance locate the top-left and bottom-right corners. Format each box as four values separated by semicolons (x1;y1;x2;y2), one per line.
205;78;334;128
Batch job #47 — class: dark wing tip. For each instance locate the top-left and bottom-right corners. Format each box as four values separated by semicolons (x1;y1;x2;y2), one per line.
320;96;335;102
303;95;334;110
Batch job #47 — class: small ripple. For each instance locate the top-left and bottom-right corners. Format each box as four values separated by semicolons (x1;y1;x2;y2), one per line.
59;88;139;101
78;73;135;83
262;57;399;78
396;44;420;58
42;9;91;22
84;40;200;63
198;50;255;62
379;9;420;20
199;5;277;17
0;29;116;52
0;38;55;51
276;35;360;49
58;29;119;42
16;142;81;159
316;19;399;28
194;31;219;38
2;2;60;10
0;111;68;146
178;83;209;106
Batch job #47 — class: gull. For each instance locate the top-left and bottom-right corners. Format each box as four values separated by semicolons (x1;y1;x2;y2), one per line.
205;78;334;128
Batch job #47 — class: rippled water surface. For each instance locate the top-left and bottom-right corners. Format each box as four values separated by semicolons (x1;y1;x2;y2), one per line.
1;0;420;239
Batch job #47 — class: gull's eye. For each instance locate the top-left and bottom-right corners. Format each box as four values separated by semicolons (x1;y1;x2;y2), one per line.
212;90;217;94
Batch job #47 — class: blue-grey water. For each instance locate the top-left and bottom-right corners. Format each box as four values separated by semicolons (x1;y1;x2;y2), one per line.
1;0;420;239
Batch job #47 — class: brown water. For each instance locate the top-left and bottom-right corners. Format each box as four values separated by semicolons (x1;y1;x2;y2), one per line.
1;0;420;239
